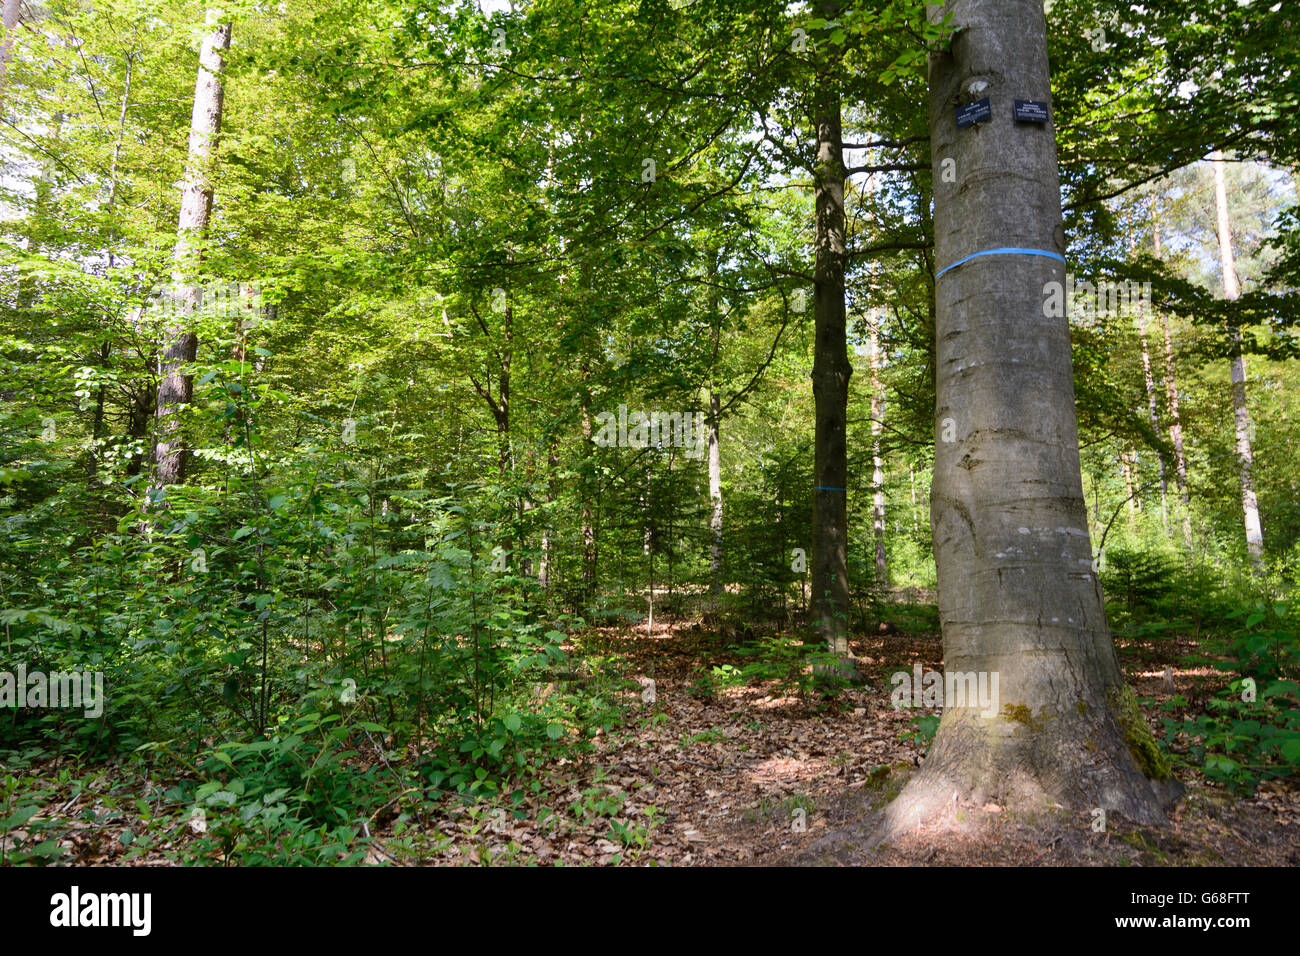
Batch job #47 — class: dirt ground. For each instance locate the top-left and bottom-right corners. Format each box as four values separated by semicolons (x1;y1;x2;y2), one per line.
372;609;1300;866
15;606;1300;866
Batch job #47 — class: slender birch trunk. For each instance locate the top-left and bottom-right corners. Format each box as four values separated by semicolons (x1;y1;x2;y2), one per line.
153;12;232;487
706;252;724;594
708;388;723;593
1211;151;1264;570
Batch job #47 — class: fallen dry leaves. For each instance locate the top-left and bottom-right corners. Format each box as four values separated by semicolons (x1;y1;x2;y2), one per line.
10;603;1299;867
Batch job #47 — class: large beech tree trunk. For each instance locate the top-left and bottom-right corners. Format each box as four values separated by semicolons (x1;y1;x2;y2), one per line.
809;0;851;657
881;0;1179;837
153;12;231;487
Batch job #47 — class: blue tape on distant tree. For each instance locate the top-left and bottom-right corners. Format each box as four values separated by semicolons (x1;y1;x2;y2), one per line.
934;247;1066;280
815;486;846;491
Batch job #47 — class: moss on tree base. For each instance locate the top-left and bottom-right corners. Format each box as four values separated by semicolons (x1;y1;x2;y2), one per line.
1107;683;1173;782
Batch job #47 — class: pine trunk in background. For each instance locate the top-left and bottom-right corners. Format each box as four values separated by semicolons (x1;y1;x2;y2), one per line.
154;12;232;487
882;0;1179;837
810;0;851;657
1212;150;1265;571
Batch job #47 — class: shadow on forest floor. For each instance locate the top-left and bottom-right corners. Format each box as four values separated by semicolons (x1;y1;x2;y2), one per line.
348;599;1299;866
468;602;1300;866
13;601;1298;866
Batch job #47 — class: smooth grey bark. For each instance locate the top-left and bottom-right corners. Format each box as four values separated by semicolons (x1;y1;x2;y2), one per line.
809;0;851;656
881;0;1179;837
1211;151;1264;570
154;13;231;486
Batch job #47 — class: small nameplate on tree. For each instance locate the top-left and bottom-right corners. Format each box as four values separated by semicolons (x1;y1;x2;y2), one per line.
955;97;991;128
1013;99;1050;124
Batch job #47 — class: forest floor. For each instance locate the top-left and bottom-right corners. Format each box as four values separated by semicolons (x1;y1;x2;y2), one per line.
15;598;1300;866
386;598;1300;867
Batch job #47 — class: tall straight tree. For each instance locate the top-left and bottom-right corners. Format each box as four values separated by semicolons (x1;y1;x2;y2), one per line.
1211;150;1265;570
1130;233;1168;528
809;0;852;658
0;0;18;106
153;11;232;487
869;313;887;583
883;0;1178;835
1153;217;1193;543
706;250;724;594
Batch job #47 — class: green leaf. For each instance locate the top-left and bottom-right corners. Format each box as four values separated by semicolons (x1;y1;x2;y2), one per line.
0;805;38;829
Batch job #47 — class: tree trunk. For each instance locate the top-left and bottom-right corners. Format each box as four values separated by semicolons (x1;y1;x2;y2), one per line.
881;0;1180;838
1153;220;1193;544
0;0;19;107
1121;449;1139;515
1131;236;1167;528
126;383;156;478
909;461;918;534
538;434;558;589
707;387;723;593
706;251;724;594
153;12;231;487
579;358;597;602
869;317;887;584
91;43;137;487
810;0;851;657
1211;151;1264;570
